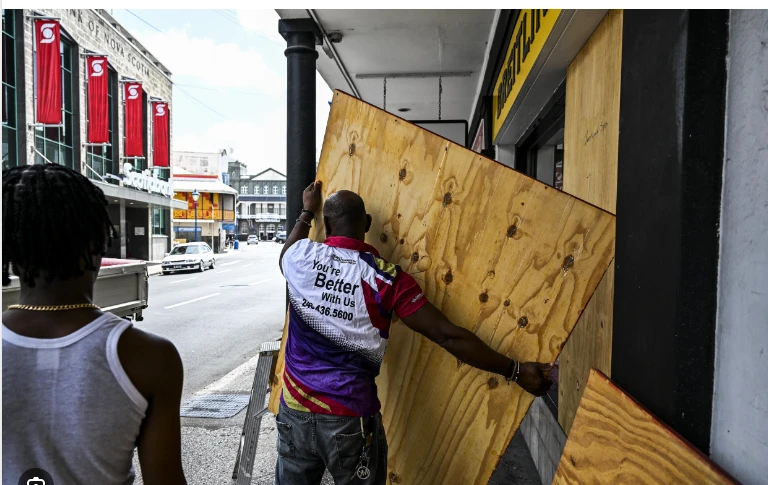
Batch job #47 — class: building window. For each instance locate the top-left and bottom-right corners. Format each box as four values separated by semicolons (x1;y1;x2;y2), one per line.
152;207;167;236
255;185;260;195
86;67;116;180
282;184;286;195
267;203;274;214
34;35;75;169
2;9;19;170
267;224;276;235
273;184;278;195
241;185;248;194
263;184;268;194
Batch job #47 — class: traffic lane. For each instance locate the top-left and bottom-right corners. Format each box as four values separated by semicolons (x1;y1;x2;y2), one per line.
137;245;287;399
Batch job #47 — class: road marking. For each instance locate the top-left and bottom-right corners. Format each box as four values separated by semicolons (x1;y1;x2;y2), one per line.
220;260;241;267
199;354;261;394
242;263;254;268
218;269;232;274
169;277;196;284
249;279;271;286
164;293;221;309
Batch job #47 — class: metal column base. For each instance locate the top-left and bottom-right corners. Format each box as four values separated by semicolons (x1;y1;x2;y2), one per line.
232;340;281;484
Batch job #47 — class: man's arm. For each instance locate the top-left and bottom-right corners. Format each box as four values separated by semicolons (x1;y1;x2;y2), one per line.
400;301;552;396
119;328;187;485
279;180;322;274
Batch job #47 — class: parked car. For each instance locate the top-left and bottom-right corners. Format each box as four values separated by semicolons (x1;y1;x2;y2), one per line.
162;242;215;274
247;235;259;245
275;231;287;243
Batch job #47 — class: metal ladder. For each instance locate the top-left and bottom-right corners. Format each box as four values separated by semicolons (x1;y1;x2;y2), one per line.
231;340;281;485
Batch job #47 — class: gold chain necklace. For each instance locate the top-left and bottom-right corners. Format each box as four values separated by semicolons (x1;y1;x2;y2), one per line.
7;303;101;311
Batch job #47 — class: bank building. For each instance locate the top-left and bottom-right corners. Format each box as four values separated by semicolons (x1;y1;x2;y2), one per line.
2;9;184;261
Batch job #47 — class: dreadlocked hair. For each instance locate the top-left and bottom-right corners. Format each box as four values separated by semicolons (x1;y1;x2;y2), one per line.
2;164;117;288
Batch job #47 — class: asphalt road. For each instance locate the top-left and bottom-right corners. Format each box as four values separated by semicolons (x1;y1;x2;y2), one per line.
136;241;286;401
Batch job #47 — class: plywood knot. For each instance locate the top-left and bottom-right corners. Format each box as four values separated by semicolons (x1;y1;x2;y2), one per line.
563;255;575;272
380;233;388;243
349;143;356;155
504;300;511;307
399;168;407;180
399;238;405;245
479;292;489;303
487;270;495;278
518;316;529;328
411;252;419;263
487;377;499;389
507;225;518;238
444;270;453;284
443;192;452;207
389;471;400;483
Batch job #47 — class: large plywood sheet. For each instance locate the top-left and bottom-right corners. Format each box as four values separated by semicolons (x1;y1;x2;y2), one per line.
270;91;616;484
554;369;737;484
560;9;623;434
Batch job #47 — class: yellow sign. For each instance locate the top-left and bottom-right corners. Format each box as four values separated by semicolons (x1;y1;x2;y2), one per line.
492;9;561;141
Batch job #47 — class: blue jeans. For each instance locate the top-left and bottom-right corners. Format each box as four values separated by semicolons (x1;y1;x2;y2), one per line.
275;403;388;485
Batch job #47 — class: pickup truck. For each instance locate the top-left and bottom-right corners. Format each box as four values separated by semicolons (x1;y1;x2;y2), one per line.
1;258;149;321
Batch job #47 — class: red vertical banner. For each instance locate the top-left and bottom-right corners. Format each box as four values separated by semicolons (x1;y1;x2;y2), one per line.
87;56;109;143
35;19;62;124
152;101;169;167
124;82;143;157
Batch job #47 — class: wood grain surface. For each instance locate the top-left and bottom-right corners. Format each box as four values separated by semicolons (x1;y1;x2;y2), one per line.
554;369;738;484
270;91;616;484
559;10;622;435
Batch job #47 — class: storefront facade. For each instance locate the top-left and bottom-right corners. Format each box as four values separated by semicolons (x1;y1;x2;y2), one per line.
278;9;768;483
2;9;182;261
171;174;237;252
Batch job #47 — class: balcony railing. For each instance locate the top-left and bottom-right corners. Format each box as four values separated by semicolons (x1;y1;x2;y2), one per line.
239;212;285;222
173;209;235;221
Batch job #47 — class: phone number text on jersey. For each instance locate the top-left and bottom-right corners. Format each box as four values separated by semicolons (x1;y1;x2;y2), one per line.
301;298;353;321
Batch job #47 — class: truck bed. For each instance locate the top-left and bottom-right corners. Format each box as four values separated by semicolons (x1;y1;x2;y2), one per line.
1;259;149;320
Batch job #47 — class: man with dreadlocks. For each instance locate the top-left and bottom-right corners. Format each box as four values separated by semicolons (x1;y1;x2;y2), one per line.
2;164;187;485
274;182;552;485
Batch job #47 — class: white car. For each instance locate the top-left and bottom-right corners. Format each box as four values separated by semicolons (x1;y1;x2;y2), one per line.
162;242;215;274
247;235;259;245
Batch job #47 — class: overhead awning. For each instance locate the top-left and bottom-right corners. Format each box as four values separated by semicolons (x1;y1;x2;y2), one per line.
172;178;239;196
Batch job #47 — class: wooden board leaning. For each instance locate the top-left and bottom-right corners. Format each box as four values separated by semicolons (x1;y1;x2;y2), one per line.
554;369;738;484
269;91;616;484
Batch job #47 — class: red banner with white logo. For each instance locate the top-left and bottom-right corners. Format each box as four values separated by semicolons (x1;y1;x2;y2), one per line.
87;56;109;143
152;102;170;167
124;82;143;157
35;19;62;124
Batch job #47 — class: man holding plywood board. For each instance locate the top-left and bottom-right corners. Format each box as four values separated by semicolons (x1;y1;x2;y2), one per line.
275;182;553;484
269;91;616;484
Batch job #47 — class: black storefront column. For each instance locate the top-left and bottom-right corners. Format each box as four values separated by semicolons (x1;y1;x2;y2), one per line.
613;10;729;452
279;19;322;235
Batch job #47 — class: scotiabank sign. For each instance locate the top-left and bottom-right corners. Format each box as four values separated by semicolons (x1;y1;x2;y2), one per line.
123;163;172;197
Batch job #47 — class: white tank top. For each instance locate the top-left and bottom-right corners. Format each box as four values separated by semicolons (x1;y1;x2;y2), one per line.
2;312;148;485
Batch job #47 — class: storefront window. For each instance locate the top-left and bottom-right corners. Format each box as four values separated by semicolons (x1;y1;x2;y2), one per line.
87;68;116;180
34;36;75;169
2;9;19;170
152;207;167;236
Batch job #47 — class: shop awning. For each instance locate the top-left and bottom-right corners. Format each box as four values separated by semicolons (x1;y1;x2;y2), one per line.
172;178;239;196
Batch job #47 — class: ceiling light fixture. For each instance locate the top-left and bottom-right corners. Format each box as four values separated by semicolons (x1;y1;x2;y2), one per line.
398;108;411;113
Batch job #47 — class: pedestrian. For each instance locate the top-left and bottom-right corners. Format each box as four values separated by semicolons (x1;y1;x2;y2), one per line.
2;164;187;485
276;181;552;484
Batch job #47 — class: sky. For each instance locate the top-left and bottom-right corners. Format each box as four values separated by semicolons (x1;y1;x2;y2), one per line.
110;9;332;176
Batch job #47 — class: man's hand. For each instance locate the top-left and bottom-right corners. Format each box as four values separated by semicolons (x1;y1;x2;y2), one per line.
516;362;553;397
303;180;322;214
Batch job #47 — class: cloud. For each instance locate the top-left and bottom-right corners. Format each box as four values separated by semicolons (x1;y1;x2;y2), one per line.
132;26;284;93
235;10;284;44
174;72;331;176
